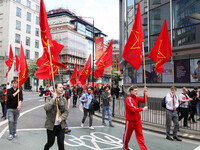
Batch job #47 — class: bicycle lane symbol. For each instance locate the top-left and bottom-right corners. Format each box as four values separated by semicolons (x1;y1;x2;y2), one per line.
64;132;133;150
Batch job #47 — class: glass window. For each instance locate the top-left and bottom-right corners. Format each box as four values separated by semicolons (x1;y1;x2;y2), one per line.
27;12;31;21
15;34;20;43
35;52;39;59
15;47;20;57
35;28;39;36
77;23;86;35
144;7;148;13
35;40;39;48
16;20;21;30
36;5;39;13
86;30;93;38
26;24;31;34
16;7;21;17
27;0;31;8
16;0;21;3
25;50;30;59
26;37;30;46
144;18;148;25
36;16;39;25
144;29;148;38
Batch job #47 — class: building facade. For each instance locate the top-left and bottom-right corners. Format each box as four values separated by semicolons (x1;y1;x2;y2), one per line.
112;40;120;70
0;0;43;90
120;0;200;87
47;8;107;84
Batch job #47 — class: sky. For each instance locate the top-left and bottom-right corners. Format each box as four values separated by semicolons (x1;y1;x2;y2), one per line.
44;0;119;40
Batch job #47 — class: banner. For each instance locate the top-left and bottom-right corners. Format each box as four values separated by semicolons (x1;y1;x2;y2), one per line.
95;37;104;60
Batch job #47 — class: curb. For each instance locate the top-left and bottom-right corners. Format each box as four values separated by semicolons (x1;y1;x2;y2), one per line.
94;112;200;142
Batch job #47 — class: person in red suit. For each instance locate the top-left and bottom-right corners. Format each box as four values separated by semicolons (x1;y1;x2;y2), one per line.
123;85;148;150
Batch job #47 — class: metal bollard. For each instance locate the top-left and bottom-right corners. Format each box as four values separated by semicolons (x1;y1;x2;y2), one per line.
112;96;115;117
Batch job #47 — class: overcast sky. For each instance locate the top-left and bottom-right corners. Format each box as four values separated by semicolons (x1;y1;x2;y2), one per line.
44;0;119;40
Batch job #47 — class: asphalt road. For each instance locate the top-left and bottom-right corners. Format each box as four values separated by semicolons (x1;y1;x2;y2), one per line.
0;92;199;150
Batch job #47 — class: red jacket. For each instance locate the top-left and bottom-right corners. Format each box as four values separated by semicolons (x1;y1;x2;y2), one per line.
125;93;148;121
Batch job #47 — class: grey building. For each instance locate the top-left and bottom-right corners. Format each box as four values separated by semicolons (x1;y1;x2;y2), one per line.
120;0;200;89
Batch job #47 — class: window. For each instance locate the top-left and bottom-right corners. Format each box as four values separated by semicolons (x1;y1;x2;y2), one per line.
35;52;39;59
26;24;31;34
25;50;30;59
27;12;31;21
15;34;20;43
36;16;39;25
144;29;148;37
26;37;30;46
27;0;31;8
144;18;148;25
16;20;21;30
36;5;39;13
15;47;20;57
144;7;148;13
16;7;21;17
35;28;39;36
16;0;21;3
35;40;39;48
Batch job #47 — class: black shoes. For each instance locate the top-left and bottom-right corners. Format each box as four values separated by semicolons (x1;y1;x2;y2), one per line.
166;136;173;141
173;136;182;141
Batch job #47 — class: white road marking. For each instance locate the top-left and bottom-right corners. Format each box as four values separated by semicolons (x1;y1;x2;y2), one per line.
0;104;44;139
194;146;200;150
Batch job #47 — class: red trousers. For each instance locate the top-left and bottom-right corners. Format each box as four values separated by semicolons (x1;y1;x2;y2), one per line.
123;120;147;150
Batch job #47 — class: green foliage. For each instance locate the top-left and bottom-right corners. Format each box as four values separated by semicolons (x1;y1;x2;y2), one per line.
28;59;39;78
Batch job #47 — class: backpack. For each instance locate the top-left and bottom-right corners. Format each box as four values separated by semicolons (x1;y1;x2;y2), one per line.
161;96;166;108
161;94;178;109
92;99;100;111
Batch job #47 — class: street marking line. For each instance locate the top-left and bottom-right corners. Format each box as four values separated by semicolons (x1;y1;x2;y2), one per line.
0;104;45;139
194;146;200;150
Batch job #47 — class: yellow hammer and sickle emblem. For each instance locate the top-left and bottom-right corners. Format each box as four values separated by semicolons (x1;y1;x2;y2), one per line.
156;40;166;65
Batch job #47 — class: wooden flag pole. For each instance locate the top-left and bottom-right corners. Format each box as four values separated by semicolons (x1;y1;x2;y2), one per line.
47;40;60;118
142;43;147;106
59;73;62;83
18;74;20;105
171;56;175;89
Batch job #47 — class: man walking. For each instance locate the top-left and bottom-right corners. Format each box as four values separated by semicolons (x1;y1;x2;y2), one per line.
79;87;94;130
7;80;23;140
63;83;71;134
123;85;148;150
101;86;114;127
0;84;7;119
44;83;68;150
165;87;182;141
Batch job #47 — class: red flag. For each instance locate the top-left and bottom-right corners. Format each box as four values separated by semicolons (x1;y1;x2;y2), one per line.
18;42;28;88
148;19;172;74
78;54;91;85
36;41;66;80
5;45;14;77
94;40;113;78
39;0;53;60
122;2;143;70
70;63;77;85
15;55;19;72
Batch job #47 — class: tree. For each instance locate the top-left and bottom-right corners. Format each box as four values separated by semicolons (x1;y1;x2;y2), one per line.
28;59;39;78
112;68;122;85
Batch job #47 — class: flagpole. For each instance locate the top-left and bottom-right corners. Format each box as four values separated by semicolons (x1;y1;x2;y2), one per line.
18;74;20;105
142;43;147;106
6;76;8;102
171;56;175;88
47;39;60;118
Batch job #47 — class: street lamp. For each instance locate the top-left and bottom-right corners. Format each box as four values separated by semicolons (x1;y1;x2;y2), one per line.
72;16;95;88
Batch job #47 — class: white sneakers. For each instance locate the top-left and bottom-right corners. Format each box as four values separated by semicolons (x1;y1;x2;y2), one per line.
8;135;13;140
89;126;94;130
81;123;94;130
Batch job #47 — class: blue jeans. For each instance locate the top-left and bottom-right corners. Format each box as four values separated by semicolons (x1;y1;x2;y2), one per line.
65;118;68;129
102;105;112;124
7;109;20;135
1;101;7;117
197;101;200;117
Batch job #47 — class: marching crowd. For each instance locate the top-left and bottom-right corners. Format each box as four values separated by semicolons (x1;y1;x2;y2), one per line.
0;81;200;150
